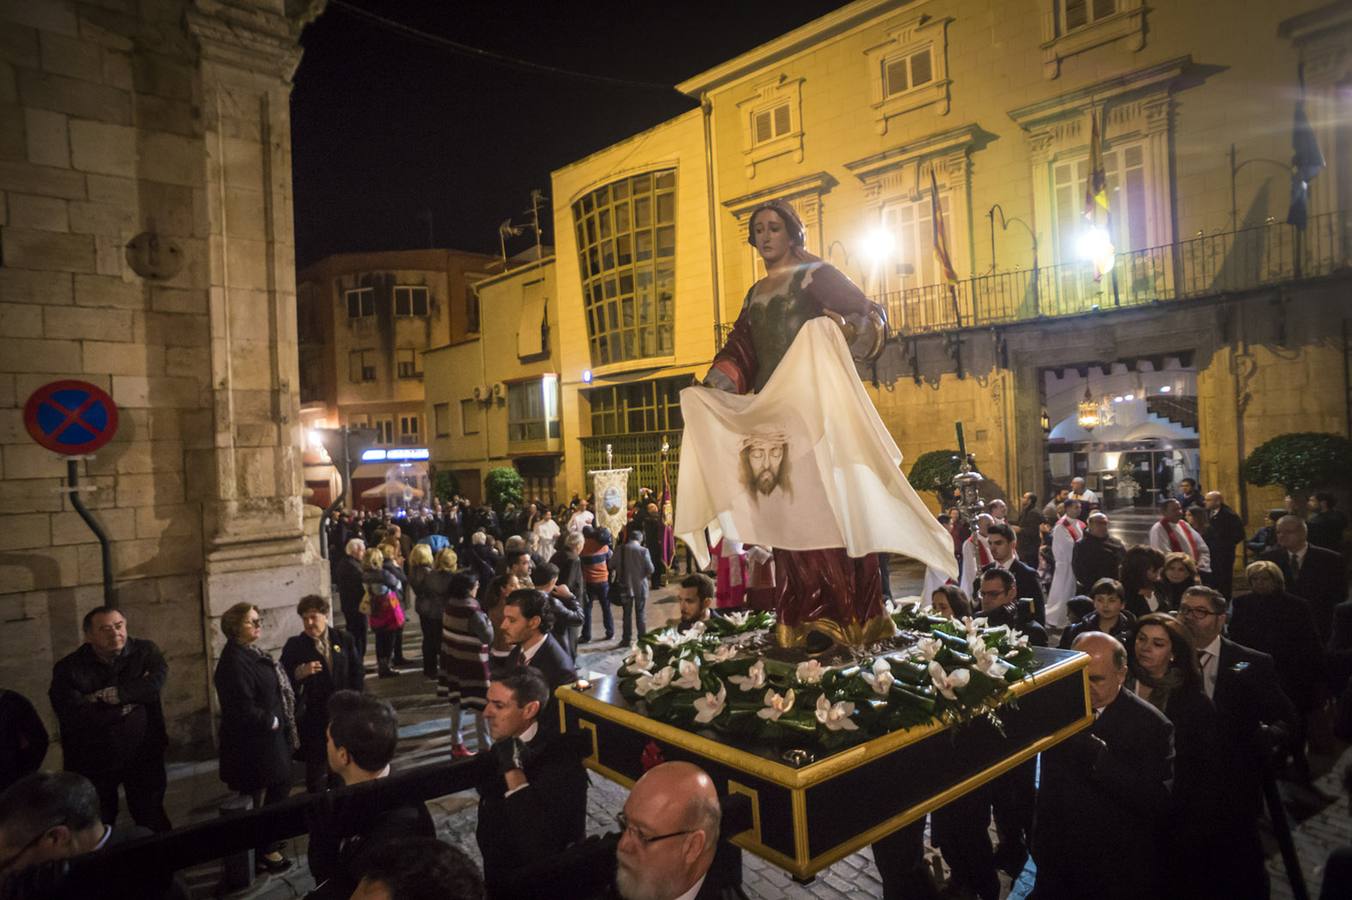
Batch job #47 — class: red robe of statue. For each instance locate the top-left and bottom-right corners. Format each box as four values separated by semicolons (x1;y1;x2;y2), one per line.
706;261;885;633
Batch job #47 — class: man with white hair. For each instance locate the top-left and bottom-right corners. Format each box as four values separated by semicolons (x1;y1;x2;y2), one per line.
1262;515;1347;643
614;761;723;900
336;536;369;660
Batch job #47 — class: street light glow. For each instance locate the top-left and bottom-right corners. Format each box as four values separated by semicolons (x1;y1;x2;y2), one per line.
860;227;895;266
1076;225;1115;275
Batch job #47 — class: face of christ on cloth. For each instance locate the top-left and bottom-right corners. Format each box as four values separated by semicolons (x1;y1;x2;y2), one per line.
739;431;790;501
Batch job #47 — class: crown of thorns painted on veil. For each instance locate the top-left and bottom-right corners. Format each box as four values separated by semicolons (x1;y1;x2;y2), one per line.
739;430;788;451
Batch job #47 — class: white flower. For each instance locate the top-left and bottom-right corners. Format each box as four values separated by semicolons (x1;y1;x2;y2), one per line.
704;643;739;664
929;661;971;701
722;610;750;629
651;629;681;647
634;666;675;697
623;645;653;675
677;621;707;641
757;688;796;721
916;637;944;662
728;659;767;692
1002;631;1030;658
966;639;1010;679
672;657;702;690
860;657;895;696
814;694;858;732
795;659;825;685
886;596;922;616
960;616;988;637
692;681;726;724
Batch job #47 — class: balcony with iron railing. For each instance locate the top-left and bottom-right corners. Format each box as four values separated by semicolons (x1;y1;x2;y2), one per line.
713;211;1350;349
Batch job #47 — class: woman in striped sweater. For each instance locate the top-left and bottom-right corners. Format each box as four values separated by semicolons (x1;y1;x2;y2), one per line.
440;571;493;759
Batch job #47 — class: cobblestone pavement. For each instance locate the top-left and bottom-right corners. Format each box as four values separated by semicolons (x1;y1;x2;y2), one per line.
165;561;1350;898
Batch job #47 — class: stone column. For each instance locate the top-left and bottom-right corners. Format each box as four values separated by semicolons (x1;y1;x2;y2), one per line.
185;0;328;665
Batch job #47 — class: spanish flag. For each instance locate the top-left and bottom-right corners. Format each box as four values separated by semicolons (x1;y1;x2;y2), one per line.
1084;109;1110;220
929;167;958;284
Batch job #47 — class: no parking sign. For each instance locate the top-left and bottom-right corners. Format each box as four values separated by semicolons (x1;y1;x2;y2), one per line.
23;380;120;455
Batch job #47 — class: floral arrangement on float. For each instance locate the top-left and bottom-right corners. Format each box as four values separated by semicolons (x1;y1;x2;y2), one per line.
616;602;1039;752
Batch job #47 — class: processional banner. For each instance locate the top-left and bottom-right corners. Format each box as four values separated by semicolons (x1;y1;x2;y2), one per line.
591;468;631;537
674;317;958;577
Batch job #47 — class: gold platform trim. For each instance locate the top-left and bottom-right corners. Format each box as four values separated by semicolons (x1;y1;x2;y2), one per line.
555;650;1089;791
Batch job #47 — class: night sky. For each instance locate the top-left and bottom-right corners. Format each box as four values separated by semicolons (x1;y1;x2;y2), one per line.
290;0;853;267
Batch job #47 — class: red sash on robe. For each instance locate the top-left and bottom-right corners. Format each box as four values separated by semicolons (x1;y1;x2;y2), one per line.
1158;518;1201;560
967;535;993;568
1058;517;1084;541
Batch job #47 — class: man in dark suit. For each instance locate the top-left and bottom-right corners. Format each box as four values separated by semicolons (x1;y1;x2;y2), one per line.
48;606;171;834
335;537;369;661
612;761;728;900
1070;513;1125;596
476;669;588;897
281;594;365;792
1180;585;1299;896
1262;515;1348;643
1203;491;1245;598
306;692;434;900
985;524;1047;624
1030;632;1174;900
500;588;577;734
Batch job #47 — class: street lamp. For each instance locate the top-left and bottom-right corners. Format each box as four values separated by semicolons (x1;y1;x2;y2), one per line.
987;204;1039;314
1076;225;1115;276
1229;143;1292;233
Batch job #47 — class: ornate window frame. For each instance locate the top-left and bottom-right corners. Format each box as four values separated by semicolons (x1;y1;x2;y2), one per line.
1039;0;1147;79
844;124;988;280
737;75;805;178
863;13;953;135
1010;58;1188;260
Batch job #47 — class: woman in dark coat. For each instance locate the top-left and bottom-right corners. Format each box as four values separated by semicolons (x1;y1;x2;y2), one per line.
214;602;298;874
1125;612;1230;900
1015;493;1043;566
408;545;457;683
279;594;363;792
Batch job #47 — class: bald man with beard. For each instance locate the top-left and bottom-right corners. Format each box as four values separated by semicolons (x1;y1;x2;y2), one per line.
614;762;728;900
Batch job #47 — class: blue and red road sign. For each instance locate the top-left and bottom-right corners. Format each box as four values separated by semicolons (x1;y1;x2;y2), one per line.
23;380;120;455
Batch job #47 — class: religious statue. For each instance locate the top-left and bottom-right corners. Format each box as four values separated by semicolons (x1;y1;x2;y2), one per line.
675;200;958;649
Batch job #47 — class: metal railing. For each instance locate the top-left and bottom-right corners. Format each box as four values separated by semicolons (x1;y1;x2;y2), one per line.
875;210;1350;338
580;432;682;499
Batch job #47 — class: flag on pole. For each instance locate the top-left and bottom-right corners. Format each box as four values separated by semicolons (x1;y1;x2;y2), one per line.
1286;62;1325;230
929;167;958;284
1082;107;1114;282
659;451;676;568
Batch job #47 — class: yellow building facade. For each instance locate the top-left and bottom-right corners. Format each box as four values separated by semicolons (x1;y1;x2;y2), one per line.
423;258;563;506
546;0;1351;526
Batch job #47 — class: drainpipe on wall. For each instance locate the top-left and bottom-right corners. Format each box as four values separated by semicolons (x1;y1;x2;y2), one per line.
701;92;723;336
1232;307;1251;529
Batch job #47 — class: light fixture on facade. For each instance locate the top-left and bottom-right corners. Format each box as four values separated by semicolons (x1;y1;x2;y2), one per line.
860;227;895;267
1076;384;1100;431
1076;225;1115;275
581;369;593;384
1040;408;1051;434
1159;385;1172;394
1124;392;1135;402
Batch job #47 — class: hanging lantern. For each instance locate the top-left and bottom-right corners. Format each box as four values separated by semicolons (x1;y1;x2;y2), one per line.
1039;408;1051;434
1076;384;1100;431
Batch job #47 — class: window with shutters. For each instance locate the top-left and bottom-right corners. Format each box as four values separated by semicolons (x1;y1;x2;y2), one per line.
883;47;934;99
1062;0;1117;32
460;399;481;436
737;77;805;177
507;376;560;444
864;16;952;134
393;285;429;317
396;347;421;379
1039;0;1144;79
348;349;377;383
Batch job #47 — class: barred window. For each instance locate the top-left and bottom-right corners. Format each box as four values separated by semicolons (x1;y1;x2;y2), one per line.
572;170;677;366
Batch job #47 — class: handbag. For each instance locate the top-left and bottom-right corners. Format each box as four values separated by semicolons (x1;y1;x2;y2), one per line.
359;585;374;616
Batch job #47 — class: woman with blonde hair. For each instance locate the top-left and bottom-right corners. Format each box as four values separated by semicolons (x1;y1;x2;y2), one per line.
408;543;457;683
213;602;297;873
362;548;405;678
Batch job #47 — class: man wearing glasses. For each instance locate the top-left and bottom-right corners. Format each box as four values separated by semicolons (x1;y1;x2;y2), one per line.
614;762;723;900
1178;585;1297;897
475;668;587;896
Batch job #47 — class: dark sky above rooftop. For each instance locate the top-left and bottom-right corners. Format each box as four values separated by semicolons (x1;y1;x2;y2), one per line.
290;0;853;267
